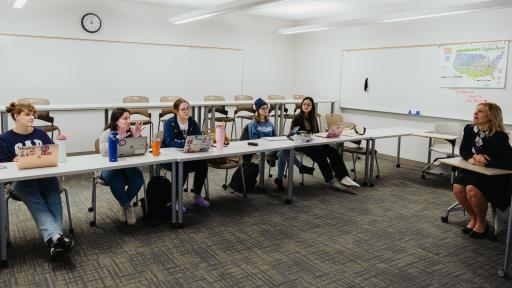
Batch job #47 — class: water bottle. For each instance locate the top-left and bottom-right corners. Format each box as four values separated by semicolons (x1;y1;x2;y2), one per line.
215;122;225;150
108;131;118;162
56;132;67;163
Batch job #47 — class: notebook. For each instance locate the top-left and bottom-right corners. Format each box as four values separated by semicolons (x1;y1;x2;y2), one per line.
17;144;59;169
118;137;148;157
180;135;212;153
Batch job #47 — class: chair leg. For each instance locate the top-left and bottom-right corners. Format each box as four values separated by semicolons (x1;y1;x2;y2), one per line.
375;152;380;178
205;174;210;201
241;163;247;198
300;155;304;186
223;169;229;189
234;119;238;140
352;153;357;181
90;180;97;227
6;197;10;246
62;188;74;234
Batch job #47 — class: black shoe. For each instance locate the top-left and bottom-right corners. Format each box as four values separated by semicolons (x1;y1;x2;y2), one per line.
274;178;285;192
469;225;489;238
47;237;66;260
59;235;74;254
461;227;473;234
299;165;315;175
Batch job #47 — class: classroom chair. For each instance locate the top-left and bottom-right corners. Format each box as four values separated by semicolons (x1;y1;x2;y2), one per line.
17;98;60;139
421;122;462;179
234;95;255;136
88;139;145;227
158;96;181;132
203;95;237;139
123;96;154;144
4;181;74;246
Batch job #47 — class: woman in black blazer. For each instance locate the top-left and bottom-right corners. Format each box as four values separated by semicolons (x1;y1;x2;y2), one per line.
453;102;512;238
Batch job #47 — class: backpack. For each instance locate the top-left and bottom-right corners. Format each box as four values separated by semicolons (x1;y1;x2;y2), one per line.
140;176;172;226
227;161;259;193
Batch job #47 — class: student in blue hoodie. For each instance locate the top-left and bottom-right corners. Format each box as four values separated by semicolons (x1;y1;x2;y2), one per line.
0;102;73;260
248;98;313;191
162;98;209;208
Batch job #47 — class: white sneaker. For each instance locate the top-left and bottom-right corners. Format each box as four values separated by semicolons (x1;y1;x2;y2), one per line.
125;205;136;226
328;179;345;190
340;176;360;188
119;206;127;223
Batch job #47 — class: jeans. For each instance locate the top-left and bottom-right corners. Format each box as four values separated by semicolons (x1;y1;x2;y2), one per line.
275;150;302;180
101;167;144;206
13;177;63;242
297;145;349;183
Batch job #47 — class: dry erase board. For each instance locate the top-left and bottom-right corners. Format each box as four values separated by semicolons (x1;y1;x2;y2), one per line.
0;34;243;104
340;42;512;124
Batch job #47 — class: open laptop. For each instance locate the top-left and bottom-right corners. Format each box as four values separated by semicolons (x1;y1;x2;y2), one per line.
180;135;212;153
316;123;344;138
17;144;59;169
118;137;148;157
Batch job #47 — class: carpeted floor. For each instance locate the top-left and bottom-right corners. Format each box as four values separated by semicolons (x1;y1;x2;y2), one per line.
1;155;511;287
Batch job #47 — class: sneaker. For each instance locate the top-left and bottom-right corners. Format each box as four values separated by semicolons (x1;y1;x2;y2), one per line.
125;205;136;226
58;235;74;254
193;195;210;208
47;237;65;260
274;178;285;192
328;179;345;190
340;176;360;188
119;206;127;223
298;165;315;175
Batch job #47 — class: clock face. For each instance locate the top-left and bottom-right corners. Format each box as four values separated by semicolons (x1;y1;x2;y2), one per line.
81;13;101;33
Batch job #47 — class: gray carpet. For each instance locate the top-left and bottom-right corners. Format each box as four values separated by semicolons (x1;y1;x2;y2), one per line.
1;155;511;288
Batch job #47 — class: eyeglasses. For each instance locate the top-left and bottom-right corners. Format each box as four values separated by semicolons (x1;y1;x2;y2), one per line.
353;126;366;135
302;103;312;107
259;106;270;110
179;107;192;112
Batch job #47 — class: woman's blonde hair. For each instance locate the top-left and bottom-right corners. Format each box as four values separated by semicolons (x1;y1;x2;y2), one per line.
5;102;37;121
476;102;505;135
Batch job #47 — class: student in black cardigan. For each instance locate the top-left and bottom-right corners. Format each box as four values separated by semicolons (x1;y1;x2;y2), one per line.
453;102;512;238
290;97;359;189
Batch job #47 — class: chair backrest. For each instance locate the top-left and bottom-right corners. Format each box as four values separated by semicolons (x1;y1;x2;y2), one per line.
325;113;343;129
17;98;53;123
204;95;228;115
94;138;100;154
123;96;150;117
241;124;249;141
234;95;255;115
159;96;181;118
433;122;463;146
268;95;285;112
293;95;305;111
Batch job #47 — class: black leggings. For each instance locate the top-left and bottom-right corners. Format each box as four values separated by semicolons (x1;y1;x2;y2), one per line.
181;160;208;195
297;145;349;183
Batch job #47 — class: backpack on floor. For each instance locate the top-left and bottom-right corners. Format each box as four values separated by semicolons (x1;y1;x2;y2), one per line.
140;175;172;226
227;161;259;193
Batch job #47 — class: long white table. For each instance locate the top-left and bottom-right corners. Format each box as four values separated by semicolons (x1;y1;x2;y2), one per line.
0;99;337;137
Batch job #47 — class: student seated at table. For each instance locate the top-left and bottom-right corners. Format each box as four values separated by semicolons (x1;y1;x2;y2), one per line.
162;98;209;208
99;108;145;226
0;102;73;260
290;97;360;189
247;98;314;192
453;102;512;238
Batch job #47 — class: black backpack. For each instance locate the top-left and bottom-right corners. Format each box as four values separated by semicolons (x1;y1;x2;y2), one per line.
140;176;172;226
227;161;259;193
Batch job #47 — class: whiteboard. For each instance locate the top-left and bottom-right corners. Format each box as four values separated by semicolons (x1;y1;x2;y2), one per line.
340;42;512;124
0;35;243;103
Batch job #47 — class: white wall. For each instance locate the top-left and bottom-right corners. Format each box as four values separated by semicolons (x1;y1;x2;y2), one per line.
0;0;296;152
293;7;512;162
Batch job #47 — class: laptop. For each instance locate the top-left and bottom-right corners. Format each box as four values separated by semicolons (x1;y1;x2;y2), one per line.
316;123;344;138
118;137;148;157
180;135;212;153
17;144;59;169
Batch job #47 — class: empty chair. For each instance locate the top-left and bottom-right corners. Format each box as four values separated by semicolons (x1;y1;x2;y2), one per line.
18;98;59;139
234;95;255;136
158;96;181;132
421;122;462;179
123;96;153;143
203;95;237;139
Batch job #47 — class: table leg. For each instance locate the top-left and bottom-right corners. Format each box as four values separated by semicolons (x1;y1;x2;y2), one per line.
396;136;401;168
210;106;216;133
1;112;8;133
203;106;208;131
279;103;285;136
285;148;294;204
331;102;335;114
427;138;433;169
170;162;177;228
178;162;184;228
499;194;512;277
197;106;202;129
0;182;7;268
259;152;265;191
369;139;376;187
274;106;279;135
362;139;371;186
104;109;109;127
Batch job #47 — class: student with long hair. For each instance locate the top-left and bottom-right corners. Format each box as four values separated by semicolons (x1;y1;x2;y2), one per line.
99;108;145;225
162;99;209;208
0;102;73;260
453;102;512;238
290;97;360;189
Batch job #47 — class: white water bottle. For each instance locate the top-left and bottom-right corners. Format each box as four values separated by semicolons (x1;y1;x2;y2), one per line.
56;133;67;163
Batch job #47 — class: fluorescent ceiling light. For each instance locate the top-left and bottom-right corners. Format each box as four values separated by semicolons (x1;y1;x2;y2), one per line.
379;9;480;23
278;26;331;35
169;0;282;25
13;0;27;9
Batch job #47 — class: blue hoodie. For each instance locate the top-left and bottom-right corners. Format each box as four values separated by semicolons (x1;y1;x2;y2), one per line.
248;119;276;140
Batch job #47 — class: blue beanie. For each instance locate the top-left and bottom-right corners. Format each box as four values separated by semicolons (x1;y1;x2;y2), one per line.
254;98;268;111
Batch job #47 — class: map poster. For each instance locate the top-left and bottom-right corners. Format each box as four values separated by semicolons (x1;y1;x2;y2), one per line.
439;41;508;88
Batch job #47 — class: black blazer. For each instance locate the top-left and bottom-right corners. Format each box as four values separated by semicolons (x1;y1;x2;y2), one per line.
459;124;512;170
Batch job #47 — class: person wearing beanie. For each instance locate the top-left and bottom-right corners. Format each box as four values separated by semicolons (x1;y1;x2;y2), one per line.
247;98;314;192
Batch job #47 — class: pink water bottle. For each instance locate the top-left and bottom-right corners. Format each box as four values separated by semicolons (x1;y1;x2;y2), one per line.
215;122;225;150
